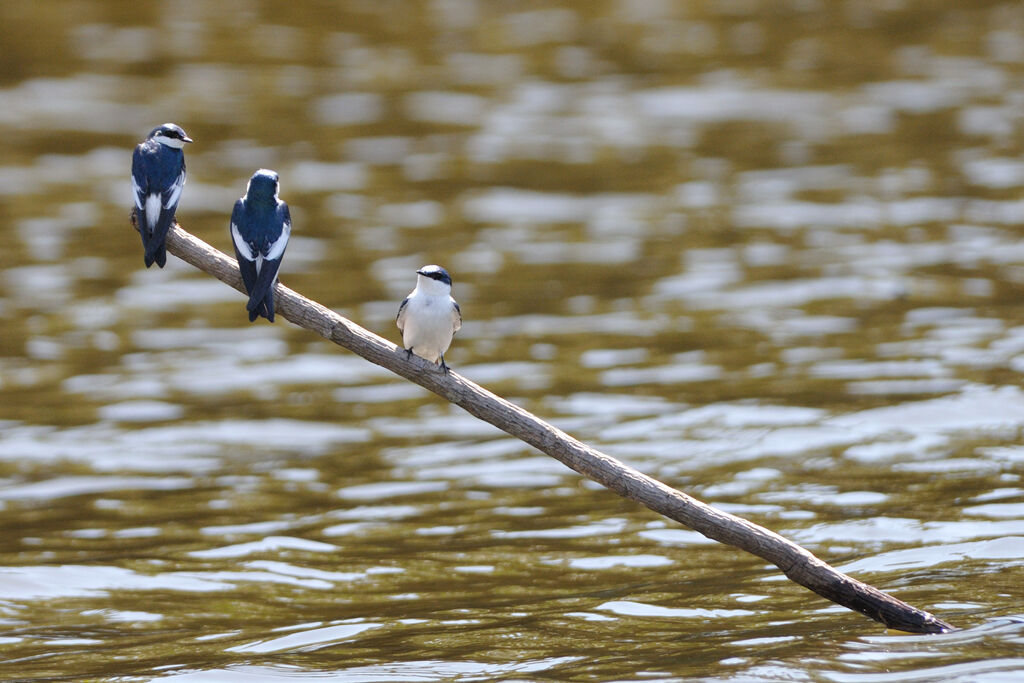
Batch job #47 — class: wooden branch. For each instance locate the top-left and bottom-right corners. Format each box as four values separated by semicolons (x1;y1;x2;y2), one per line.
165;224;953;634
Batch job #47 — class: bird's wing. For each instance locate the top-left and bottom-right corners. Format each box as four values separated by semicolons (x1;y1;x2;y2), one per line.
230;202;259;296
163;168;186;211
451;299;462;333
265;203;291;262
396;297;410;334
235;248;259;301
130;147;147;211
229;202;254;261
130;154;151;256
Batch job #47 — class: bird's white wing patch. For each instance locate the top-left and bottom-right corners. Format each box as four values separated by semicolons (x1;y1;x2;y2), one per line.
230;223;254;261
131;174;144;210
164;171;185;210
266;221;291;261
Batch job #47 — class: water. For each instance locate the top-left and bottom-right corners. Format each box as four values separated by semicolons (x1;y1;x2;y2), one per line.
1;1;1023;680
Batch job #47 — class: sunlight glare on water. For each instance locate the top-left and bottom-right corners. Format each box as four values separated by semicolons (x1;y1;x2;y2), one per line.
0;1;1023;681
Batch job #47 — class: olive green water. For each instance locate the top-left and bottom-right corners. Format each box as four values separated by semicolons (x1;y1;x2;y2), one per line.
1;1;1024;681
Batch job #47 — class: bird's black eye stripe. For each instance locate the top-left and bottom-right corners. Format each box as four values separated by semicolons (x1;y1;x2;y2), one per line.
424;271;451;284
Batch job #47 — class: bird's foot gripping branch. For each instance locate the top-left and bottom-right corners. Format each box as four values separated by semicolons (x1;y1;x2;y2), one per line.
162;223;954;635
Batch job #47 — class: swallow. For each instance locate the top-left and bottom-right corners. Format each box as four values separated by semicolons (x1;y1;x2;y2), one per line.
397;265;462;373
229;169;291;322
130;123;192;267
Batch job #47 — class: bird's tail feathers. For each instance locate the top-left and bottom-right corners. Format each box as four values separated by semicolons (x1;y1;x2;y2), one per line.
246;293;275;323
246;273;275;309
247;303;275;323
246;279;276;322
141;209;174;268
143;239;167;268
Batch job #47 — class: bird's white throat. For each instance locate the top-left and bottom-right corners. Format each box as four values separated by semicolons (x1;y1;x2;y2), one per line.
416;275;451;297
155;136;187;150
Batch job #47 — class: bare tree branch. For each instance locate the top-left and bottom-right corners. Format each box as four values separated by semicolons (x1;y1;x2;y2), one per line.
165;223;954;634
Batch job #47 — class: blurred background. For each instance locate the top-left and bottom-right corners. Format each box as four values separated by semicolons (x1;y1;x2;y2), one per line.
1;1;1023;680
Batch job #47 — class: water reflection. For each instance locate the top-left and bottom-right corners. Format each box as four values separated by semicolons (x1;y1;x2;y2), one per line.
1;0;1024;680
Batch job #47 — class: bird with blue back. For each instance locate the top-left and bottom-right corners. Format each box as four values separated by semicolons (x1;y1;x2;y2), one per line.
230;169;292;322
130;123;192;268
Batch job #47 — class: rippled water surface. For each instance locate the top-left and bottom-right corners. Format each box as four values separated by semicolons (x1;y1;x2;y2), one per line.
2;1;1024;681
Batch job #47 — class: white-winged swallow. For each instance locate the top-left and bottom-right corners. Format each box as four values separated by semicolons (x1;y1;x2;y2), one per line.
396;265;462;373
131;123;192;268
230;169;292;322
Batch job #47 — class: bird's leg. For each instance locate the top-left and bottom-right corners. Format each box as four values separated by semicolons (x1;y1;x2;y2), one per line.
404;348;414;361
439;355;450;374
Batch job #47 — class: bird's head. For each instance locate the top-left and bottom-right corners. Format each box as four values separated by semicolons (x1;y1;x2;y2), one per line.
416;264;453;288
149;123;193;149
245;169;281;203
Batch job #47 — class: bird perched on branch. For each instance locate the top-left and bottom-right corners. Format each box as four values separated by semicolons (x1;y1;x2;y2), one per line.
130;123;192;268
229;169;291;322
397;265;462;373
